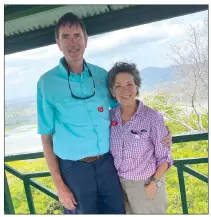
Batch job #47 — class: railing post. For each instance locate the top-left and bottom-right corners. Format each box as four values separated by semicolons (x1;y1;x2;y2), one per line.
177;166;188;214
23;177;36;214
4;172;15;214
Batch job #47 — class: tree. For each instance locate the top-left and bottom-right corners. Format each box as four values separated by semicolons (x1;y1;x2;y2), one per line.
143;92;208;133
164;17;208;131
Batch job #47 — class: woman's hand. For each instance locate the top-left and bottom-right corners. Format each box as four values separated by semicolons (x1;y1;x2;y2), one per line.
144;181;157;200
162;130;172;146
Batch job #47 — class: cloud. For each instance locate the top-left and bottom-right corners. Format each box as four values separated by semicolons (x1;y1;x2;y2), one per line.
86;24;155;55
88;24;154;50
85;11;207;59
5;44;61;63
5;10;207;100
167;10;207;25
5;11;206;64
85;22;186;59
12;78;22;85
5;66;26;75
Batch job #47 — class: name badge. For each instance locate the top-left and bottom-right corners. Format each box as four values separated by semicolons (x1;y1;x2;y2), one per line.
135;134;140;139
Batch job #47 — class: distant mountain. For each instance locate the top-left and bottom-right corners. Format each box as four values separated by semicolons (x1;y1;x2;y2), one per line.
140;66;175;91
5;65;176;107
5;96;36;109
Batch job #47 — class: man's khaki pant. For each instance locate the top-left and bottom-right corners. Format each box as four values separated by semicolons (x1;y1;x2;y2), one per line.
120;177;168;214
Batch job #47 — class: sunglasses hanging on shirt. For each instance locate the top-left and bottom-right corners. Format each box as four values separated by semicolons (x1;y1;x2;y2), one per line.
67;60;96;100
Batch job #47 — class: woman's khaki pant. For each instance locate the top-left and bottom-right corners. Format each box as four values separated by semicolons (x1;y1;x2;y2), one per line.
120;177;168;214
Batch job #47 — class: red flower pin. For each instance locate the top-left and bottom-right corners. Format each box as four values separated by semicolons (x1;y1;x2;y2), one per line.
98;106;104;112
111;121;118;126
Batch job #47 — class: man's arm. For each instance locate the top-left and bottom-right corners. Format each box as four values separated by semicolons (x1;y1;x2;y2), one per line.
41;134;64;190
41;134;77;210
37;79;77;210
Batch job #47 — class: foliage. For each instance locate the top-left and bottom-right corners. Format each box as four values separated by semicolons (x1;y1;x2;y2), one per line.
5;159;63;214
143;92;208;132
5;93;208;214
144;93;208;214
166;17;208;132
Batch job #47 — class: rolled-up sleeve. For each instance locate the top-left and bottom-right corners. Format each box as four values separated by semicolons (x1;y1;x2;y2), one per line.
37;79;55;135
150;113;173;170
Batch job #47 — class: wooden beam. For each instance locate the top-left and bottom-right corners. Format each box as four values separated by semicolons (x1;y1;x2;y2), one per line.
5;5;208;55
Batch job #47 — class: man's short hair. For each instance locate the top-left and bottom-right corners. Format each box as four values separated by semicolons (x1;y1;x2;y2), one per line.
55;12;87;39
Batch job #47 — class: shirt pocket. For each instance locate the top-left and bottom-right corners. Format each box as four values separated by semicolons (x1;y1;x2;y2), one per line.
125;131;151;157
53;95;89;125
96;80;110;97
53;95;74;116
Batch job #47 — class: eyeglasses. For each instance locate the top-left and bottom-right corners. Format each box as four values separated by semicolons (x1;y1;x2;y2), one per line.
67;60;96;100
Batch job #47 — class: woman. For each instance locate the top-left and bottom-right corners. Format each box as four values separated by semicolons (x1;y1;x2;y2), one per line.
107;62;173;214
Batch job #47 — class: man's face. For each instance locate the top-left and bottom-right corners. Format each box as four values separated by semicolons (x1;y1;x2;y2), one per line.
56;24;87;63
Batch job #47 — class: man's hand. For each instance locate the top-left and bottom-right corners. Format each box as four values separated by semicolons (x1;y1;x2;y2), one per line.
162;131;172;146
57;184;77;210
144;182;157;200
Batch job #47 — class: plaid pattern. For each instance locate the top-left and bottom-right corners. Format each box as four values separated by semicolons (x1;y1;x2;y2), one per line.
109;100;173;181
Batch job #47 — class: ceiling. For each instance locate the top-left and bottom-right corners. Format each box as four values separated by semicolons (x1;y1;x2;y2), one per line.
5;4;208;55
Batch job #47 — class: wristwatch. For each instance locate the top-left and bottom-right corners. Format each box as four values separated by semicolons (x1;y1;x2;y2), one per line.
152;177;162;187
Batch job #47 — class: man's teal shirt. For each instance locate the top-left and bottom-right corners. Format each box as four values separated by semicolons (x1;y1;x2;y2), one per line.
37;57;117;160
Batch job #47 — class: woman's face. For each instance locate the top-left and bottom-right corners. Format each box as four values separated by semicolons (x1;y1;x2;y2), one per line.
112;72;138;106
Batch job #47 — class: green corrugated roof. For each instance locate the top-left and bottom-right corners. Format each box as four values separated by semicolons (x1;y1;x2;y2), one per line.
5;5;132;36
4;4;208;54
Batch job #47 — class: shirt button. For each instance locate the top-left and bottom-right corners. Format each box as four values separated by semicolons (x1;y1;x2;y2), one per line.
89;110;92;112
95;125;98;128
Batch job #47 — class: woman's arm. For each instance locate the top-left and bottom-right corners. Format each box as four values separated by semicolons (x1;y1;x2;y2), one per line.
144;162;168;200
150;112;173;170
145;112;173;199
152;162;169;179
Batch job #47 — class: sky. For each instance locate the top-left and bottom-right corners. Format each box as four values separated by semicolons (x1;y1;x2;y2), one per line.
5;10;208;101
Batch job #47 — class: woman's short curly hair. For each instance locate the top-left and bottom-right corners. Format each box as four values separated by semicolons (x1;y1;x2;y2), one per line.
107;62;142;96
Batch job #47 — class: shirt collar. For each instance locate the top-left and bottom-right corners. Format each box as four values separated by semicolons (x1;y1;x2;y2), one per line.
135;100;144;116
58;57;89;79
114;99;144;121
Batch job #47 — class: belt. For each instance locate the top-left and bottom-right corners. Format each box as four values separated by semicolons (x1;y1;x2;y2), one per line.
79;154;104;163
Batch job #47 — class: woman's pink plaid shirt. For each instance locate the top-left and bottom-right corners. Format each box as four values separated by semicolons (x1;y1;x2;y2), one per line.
109;100;173;181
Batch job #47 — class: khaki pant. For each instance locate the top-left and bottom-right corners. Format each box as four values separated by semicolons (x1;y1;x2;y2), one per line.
120;177;168;214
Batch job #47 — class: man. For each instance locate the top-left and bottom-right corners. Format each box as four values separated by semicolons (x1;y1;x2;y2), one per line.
37;12;172;214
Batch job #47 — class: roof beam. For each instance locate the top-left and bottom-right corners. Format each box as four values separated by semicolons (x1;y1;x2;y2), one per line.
106;5;113;12
5;5;65;21
5;5;208;55
85;5;208;35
